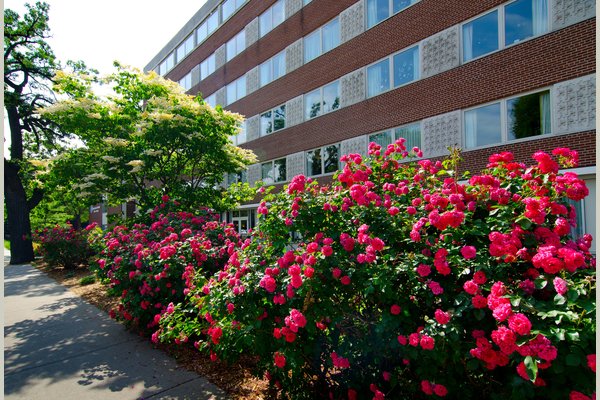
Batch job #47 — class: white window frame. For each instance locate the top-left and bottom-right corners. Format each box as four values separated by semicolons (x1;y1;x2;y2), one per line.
366;0;419;29
259;104;286;137
200;54;216;80
303;17;340;63
259;51;286;87
261;157;287;184
226;75;247;105
226;29;246;61
305;143;341;178
259;0;285;38
463;86;552;149
179;72;193;91
366;43;421;98
304;80;340;120
460;0;550;64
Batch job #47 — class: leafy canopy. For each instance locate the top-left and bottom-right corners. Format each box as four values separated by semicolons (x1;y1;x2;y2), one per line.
41;63;257;213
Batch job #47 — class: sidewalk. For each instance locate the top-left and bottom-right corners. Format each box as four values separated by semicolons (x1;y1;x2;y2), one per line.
4;260;228;400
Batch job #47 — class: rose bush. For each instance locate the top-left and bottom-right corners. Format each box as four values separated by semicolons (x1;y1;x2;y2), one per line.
157;144;595;399
93;197;243;334
34;223;100;269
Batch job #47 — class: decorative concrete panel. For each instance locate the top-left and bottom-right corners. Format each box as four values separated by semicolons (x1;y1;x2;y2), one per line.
285;95;304;127
340;0;365;43
247;164;261;187
553;74;596;134
340;68;366;108
246;18;259;48
286;152;305;181
552;0;595;30
341;135;368;158
286;39;304;74
421;26;459;78
215;87;227;107
246;66;260;95
285;0;303;18
422;111;461;158
246;115;260;142
191;65;201;87
215;44;227;70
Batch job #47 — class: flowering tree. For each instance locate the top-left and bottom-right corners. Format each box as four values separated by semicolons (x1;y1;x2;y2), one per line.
41;64;257;213
157;144;595;399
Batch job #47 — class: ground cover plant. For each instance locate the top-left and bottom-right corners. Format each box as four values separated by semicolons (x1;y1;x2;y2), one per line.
157;143;595;400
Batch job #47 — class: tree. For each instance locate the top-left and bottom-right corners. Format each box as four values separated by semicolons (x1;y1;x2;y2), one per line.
4;2;65;263
41;64;257;214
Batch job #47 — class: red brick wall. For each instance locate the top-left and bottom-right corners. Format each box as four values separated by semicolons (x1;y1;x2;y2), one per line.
241;20;595;162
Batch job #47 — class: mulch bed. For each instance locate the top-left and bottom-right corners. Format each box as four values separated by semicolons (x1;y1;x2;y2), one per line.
32;260;272;400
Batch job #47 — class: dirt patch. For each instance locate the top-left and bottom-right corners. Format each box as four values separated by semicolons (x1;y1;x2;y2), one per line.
33;261;271;400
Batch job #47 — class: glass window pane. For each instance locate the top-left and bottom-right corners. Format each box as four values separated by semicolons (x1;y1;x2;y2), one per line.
208;54;215;74
274;105;286;131
324;145;339;174
395;123;421;150
259;8;272;37
159;61;167;75
322;81;340;113
274;158;287;182
177;44;186;63
305;89;322;119
222;0;236;20
273;52;286;80
393;0;415;13
369;130;393;148
227;37;236;61
260;61;271;86
367;59;390;98
185;35;195;53
237;121;247;144
197;22;208;44
207;12;219;33
304;30;321;63
238;169;247;183
367;0;390;28
227;82;236;104
237;76;246;99
261;162;274;183
260;111;273;136
462;11;499;62
464;103;502;148
507;90;551;140
165;53;174;71
306;149;322;176
272;0;285;28
393;45;419;87
236;30;246;54
505;0;548;45
322;18;340;53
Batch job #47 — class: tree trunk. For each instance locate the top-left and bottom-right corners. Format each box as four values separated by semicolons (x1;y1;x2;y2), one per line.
5;161;35;264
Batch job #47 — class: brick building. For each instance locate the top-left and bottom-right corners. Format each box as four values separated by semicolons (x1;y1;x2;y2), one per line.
139;0;596;251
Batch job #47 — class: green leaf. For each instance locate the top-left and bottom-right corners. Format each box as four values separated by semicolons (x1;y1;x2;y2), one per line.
554;294;566;305
510;297;521;307
524;356;538;382
474;309;485;321
565;353;581;366
566;331;580;341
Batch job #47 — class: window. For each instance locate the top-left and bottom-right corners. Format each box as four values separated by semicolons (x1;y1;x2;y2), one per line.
221;0;237;21
179;72;192;91
227;30;246;61
200;54;216;80
261;158;287;184
305;81;340;120
259;0;285;37
226;76;246;105
464;103;502;148
463;1;549;62
367;0;417;28
369;130;393;148
306;145;340;177
505;0;549;45
207;11;219;34
395;123;421;150
367;59;390;97
260;51;286;87
260;105;286;136
229;121;247;145
507;90;550;140
177;35;195;63
304;18;340;63
159;53;175;75
205;93;217;107
228;169;248;184
462;11;498;62
393;45;419;87
197;20;209;44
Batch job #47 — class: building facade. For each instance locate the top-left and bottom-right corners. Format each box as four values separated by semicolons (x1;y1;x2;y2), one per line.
145;0;596;251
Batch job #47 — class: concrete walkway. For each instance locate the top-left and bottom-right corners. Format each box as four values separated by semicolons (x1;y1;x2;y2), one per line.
4;258;227;400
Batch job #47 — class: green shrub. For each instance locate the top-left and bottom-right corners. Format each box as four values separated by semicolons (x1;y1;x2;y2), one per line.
34;223;97;269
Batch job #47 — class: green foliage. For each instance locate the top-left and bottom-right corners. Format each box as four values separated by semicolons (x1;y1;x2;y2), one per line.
79;275;96;285
155;145;595;399
41;64;257;213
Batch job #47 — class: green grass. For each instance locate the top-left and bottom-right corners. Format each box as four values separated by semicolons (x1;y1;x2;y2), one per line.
79;275;96;286
4;239;10;250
